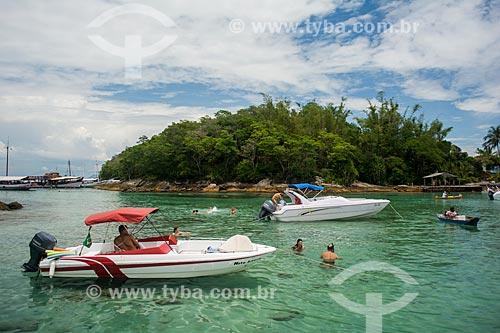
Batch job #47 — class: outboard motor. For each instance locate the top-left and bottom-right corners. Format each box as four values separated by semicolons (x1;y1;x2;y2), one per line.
257;200;275;220
23;231;57;272
488;189;495;200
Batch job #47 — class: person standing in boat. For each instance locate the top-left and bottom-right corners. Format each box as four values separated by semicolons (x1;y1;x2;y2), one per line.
272;192;283;210
442;191;449;199
445;206;458;219
114;225;141;251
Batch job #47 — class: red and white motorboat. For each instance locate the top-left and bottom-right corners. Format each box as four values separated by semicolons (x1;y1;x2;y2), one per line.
24;208;276;279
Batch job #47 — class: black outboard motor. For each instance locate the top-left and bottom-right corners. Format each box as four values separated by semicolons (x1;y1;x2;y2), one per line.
257;200;275;220
23;231;57;272
488;188;495;200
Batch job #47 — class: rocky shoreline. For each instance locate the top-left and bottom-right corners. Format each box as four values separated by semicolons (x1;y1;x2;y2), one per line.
94;179;452;193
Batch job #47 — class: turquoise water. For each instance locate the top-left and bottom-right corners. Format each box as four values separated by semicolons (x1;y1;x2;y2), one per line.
0;189;499;332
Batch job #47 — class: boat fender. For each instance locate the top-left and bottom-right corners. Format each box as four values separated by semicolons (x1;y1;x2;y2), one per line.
49;260;56;278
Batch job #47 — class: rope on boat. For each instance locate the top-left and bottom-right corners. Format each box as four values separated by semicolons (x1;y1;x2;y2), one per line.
389;203;404;220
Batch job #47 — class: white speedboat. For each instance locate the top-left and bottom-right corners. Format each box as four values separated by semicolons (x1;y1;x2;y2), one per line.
494;191;500;200
258;183;390;222
24;208;276;279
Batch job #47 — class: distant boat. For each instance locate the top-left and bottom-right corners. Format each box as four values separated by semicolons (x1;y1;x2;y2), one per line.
435;194;462;200
47;176;83;188
436;214;479;227
0;176;32;190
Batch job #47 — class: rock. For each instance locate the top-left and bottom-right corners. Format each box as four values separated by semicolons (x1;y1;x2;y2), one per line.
0;201;23;210
7;201;23;209
202;183;219;192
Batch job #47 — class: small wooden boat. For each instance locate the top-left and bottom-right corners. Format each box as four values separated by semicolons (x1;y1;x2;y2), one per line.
434;194;462;200
436;214;479;227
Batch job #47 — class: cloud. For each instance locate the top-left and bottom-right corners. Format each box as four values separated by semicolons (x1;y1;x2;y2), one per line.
455;97;500;113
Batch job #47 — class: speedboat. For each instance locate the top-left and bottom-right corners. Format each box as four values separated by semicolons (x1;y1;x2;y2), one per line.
436;214;480;227
258;183;390;222
23;208;276;279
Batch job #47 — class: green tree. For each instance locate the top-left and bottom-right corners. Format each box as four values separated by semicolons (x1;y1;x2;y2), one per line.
483;125;500;157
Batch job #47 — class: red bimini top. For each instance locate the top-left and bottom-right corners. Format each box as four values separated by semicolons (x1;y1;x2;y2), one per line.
84;208;159;226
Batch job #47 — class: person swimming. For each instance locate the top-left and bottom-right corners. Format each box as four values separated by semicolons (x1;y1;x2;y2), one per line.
320;243;339;264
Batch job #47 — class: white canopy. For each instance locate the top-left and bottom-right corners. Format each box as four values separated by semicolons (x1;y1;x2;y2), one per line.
0;176;28;181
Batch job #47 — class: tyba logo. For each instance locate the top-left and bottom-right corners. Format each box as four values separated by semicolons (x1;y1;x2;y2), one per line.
329;261;418;333
87;4;177;79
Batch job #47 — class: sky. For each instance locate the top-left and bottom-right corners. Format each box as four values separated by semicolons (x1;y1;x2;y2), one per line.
1;0;500;177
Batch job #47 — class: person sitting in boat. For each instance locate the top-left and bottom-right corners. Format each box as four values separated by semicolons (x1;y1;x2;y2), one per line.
442;191;449;199
291;239;305;252
114;225;141;251
173;226;191;237
445;206;458;219
320;243;339;264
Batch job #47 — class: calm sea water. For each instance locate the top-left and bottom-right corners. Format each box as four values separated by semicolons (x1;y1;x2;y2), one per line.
0;189;499;332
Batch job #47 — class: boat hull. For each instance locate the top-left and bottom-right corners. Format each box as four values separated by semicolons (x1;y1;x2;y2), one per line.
0;184;32;190
436;214;479;227
38;241;276;279
271;199;390;222
494;192;500;200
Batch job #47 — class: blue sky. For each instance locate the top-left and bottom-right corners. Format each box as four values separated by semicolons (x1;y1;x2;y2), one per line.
1;0;499;177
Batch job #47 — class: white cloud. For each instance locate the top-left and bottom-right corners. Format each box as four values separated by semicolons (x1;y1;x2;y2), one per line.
455;97;500;113
403;78;459;101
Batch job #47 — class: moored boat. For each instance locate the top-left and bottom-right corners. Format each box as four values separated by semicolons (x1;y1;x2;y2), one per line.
436;214;480;227
258;183;390;222
23;208;276;279
46;176;83;188
435;194;462;200
0;176;32;190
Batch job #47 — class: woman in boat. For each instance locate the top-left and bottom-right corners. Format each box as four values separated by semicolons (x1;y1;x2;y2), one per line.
445;206;458;219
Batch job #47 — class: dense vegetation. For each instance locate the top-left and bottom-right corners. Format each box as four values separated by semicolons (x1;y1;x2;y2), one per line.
100;93;500;185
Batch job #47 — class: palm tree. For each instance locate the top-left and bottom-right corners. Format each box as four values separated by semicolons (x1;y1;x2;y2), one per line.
483;125;500;157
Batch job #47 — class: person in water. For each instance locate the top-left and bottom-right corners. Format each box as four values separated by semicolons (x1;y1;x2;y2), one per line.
173;226;191;236
114;225;141;251
230;207;236;215
320;243;339;264
291;239;305;252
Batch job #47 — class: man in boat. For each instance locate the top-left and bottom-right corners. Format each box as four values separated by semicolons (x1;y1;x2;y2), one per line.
320;243;339;264
442;191;449;199
445;206;458;219
272;192;283;210
114;225;141;251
